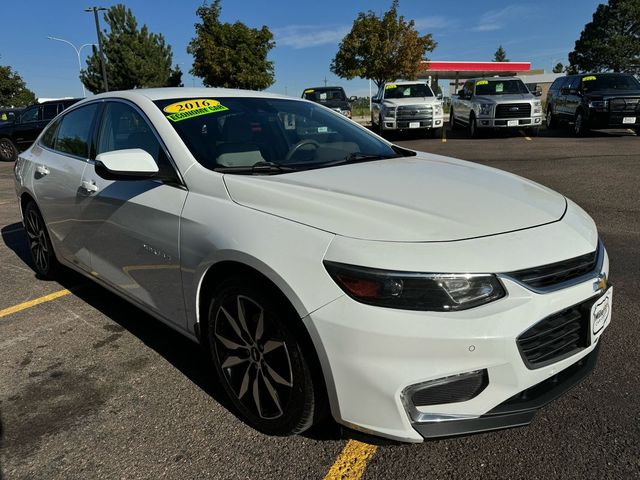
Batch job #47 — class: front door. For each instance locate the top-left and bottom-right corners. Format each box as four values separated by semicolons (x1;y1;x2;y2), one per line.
78;101;188;327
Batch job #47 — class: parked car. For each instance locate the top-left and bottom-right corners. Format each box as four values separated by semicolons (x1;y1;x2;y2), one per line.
0;98;80;161
301;86;355;118
371;80;444;137
14;88;611;443
450;77;544;137
546;73;640;135
0;107;24;124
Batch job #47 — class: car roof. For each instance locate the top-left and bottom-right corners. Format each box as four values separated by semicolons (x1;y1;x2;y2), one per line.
386;80;428;85
303;86;345;91
470;77;521;82
90;87;291;102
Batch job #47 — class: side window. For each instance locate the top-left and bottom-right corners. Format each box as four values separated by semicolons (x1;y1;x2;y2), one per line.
54;104;99;158
97;102;177;180
463;81;473;97
566;76;579;91
20;106;39;123
40;117;62;149
550;78;564;91
42;104;58;121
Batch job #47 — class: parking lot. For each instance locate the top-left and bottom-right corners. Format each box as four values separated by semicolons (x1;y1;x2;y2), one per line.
1;127;639;480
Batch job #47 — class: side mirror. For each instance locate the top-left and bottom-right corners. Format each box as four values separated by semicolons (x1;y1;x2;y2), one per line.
457;89;465;99
371;98;379;104
533;90;542;97
437;93;443;100
95;148;159;180
349;95;357;102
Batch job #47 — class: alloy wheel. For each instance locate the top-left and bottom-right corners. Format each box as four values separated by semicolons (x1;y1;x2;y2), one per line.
546;109;554;129
574;112;583;135
213;295;293;420
25;207;50;274
0;139;15;162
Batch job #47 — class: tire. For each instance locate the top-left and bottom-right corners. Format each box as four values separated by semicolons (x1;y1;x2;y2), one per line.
0;137;17;162
429;127;442;138
23;201;59;278
573;110;588;136
468;114;478;138
449;109;459;131
206;276;323;436
526;127;540;137
546;107;557;129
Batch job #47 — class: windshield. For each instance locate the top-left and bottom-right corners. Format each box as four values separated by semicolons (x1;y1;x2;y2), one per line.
384;83;433;99
475;79;529;95
581;74;640;93
155;97;401;173
302;88;347;103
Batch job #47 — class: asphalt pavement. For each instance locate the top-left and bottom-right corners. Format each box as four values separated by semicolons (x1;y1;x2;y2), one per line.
0;126;639;479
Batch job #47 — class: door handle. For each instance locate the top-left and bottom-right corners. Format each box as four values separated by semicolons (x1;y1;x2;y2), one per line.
81;180;99;193
35;165;50;176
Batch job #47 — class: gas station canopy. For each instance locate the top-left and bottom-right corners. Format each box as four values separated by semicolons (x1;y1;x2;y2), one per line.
418;61;532;79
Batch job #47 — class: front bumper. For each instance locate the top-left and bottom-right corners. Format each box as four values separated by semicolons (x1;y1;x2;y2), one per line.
305;246;610;443
383;116;444;130
588;110;640;128
477;116;544;128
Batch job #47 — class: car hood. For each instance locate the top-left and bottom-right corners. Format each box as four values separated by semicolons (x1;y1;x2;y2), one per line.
223;153;567;242
383;97;440;107
472;94;535;103
586;90;640;98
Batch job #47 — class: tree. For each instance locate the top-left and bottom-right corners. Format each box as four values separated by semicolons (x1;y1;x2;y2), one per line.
80;4;182;93
553;62;564;73
0;64;36;107
569;0;640;73
493;45;509;62
330;0;437;88
188;1;275;90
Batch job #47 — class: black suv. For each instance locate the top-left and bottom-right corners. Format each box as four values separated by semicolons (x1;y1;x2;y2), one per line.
0;98;80;161
546;73;640;135
302;86;356;118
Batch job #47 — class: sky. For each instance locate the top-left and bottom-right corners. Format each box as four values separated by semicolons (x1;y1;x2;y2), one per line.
1;0;603;100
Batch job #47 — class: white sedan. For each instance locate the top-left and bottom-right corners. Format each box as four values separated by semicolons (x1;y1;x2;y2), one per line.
14;88;612;443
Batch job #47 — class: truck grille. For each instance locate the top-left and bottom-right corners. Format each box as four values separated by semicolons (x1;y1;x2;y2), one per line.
517;297;595;368
495;103;531;119
396;105;432;121
609;98;640;113
505;246;599;291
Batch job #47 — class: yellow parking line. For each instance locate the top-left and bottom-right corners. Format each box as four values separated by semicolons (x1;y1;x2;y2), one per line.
442;126;447;143
0;289;72;318
519;130;532;141
324;440;378;480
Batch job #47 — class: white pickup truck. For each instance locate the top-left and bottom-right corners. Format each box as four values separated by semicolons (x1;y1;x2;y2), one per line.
371;81;444;137
450;77;543;137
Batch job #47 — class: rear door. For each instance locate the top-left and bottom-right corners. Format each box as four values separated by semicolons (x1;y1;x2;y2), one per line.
12;105;46;150
31;102;101;270
78;100;188;326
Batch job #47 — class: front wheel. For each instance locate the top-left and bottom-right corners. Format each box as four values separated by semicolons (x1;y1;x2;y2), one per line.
468;115;478;138
546;108;557;129
429;127;443;138
206;277;323;436
574;110;588;136
0;137;17;162
23;201;59;278
449;109;459;131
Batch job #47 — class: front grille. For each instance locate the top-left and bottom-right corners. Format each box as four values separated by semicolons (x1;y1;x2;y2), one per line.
506;246;599;291
609;98;640;113
396;105;432;121
517;297;595;368
495;103;531;119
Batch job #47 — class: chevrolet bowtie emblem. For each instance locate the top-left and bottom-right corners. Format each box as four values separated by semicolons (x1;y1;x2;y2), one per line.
594;273;608;292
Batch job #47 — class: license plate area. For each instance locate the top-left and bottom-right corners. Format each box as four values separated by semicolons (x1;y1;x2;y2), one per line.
622;116;636;124
409;121;420;128
507;120;518;127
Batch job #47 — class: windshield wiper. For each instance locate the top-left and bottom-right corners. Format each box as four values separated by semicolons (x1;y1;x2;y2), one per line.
214;161;298;175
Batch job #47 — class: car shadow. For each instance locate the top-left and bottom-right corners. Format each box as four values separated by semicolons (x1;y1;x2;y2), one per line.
0;222;365;444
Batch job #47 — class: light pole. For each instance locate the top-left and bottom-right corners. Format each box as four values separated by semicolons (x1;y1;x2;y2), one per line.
85;6;109;92
47;36;96;97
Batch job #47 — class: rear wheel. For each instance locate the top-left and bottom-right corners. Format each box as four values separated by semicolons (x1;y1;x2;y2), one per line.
23;201;59;278
206;277;323;436
0;137;17;162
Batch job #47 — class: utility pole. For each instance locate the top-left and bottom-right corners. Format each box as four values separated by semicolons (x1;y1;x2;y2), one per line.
85;6;109;92
323;76;328;87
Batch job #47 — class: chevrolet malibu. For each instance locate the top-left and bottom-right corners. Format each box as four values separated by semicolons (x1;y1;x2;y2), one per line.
14;88;612;443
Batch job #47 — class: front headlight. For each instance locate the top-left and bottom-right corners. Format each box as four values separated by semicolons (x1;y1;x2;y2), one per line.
478;103;493;116
588;100;607;110
434;104;443;116
533;101;542;114
383;106;396;118
324;261;506;311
